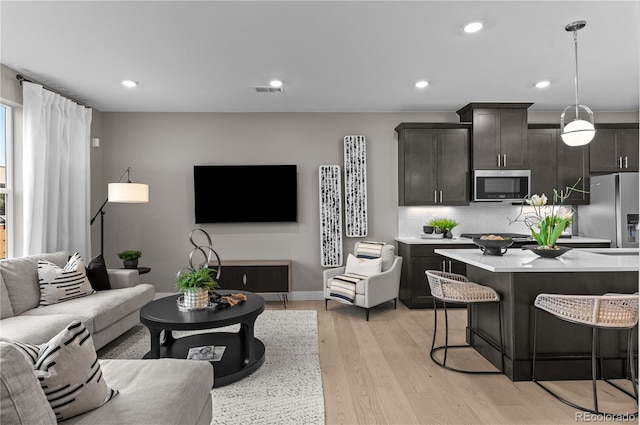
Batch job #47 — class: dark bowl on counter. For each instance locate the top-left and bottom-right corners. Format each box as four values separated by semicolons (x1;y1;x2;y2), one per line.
472;238;514;256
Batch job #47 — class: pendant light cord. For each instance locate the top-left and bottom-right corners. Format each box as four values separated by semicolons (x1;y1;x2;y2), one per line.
573;30;580;118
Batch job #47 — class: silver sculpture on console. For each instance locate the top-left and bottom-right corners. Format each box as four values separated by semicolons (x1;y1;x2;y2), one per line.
176;229;222;311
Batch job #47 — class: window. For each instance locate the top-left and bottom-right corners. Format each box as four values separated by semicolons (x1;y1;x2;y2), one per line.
0;104;12;258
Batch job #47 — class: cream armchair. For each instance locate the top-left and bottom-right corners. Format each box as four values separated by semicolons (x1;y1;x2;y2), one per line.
323;242;403;321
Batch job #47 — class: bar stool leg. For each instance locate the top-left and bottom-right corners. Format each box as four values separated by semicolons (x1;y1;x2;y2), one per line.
430;297;439;359
629;328;638;400
592;327;599;413
443;301;450;367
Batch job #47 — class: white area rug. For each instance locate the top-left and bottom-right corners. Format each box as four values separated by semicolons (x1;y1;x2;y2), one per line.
97;310;325;425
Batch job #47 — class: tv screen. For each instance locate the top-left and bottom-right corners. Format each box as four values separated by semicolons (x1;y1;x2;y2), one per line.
194;165;298;223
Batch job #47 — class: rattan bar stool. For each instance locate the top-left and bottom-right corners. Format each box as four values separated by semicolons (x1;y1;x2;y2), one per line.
425;270;504;374
532;293;639;415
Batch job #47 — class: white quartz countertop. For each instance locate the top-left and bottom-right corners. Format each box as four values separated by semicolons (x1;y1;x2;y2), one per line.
433;248;639;272
395;236;611;245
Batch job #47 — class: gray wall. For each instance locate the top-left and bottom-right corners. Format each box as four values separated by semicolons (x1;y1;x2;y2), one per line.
100;111;456;295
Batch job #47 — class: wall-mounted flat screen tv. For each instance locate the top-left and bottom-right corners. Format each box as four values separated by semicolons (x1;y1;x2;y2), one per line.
194;164;298;223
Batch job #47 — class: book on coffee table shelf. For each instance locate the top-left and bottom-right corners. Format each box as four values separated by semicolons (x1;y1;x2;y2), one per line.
186;345;226;361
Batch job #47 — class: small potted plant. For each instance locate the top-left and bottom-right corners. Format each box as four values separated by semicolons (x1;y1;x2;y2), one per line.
117;250;142;269
175;267;220;310
427;217;459;239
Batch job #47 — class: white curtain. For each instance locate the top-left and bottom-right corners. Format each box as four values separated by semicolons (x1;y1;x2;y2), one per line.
22;82;92;259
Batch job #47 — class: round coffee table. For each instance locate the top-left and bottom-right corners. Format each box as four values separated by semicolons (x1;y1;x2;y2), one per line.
140;290;265;387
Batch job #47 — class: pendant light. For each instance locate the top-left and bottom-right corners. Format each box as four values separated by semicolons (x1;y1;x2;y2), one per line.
560;20;596;147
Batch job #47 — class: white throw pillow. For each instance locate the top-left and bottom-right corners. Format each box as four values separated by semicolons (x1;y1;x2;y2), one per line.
38;252;95;306
2;321;118;422
344;253;382;277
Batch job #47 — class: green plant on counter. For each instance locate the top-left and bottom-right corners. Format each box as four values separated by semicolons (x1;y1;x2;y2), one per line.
117;250;142;261
175;267;220;292
509;180;584;249
427;217;459;232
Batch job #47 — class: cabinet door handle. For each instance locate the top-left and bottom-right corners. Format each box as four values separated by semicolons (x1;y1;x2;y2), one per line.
497;155;501;167
625;156;628;168
448;261;452;273
434;191;438;203
619;156;623;169
441;260;445;272
242;273;247;286
503;154;507;167
439;190;443;203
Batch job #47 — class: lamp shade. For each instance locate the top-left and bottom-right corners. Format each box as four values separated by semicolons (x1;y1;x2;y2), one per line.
561;119;596;146
108;182;149;203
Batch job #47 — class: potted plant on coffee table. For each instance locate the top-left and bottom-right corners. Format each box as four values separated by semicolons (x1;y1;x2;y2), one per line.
175;267;220;310
117;250;142;269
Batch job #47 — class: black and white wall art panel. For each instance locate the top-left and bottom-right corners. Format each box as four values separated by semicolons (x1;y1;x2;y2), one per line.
319;165;343;267
343;135;368;237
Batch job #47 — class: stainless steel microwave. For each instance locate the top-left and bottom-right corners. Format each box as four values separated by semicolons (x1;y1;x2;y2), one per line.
473;170;531;202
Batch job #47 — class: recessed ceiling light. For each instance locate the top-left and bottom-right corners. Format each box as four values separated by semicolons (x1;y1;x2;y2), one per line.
415;80;429;89
269;80;283;88
122;80;138;88
463;21;484;33
535;80;551;88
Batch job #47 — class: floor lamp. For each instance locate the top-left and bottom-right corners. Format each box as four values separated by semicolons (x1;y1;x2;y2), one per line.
90;167;149;257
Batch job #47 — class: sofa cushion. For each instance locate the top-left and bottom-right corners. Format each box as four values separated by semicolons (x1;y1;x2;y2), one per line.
0;314;94;346
61;358;213;425
29;321;118;421
0;272;14;319
0;342;57;425
38;253;96;306
86;255;111;291
0;251;69;315
23;284;155;333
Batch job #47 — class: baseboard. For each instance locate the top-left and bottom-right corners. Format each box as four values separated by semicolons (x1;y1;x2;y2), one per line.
155;291;325;301
262;291;325;301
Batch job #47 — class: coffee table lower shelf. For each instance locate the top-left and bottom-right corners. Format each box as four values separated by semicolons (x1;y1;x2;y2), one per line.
143;332;266;388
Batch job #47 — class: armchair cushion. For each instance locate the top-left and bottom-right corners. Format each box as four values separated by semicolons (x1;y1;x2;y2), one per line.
355;241;395;271
344;254;382;276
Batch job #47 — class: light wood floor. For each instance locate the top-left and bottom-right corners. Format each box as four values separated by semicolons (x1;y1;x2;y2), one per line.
266;300;638;425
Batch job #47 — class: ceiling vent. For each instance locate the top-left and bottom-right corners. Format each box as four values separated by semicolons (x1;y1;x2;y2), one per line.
253;86;284;93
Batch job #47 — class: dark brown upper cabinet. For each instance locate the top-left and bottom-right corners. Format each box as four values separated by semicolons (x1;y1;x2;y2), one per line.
528;126;589;205
589;125;639;173
457;103;533;170
396;123;471;206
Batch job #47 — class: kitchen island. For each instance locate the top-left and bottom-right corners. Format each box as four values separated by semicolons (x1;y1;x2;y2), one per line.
433;247;639;381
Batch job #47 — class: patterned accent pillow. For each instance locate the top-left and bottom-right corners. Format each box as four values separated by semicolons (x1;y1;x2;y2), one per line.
5;321;118;422
38;253;96;306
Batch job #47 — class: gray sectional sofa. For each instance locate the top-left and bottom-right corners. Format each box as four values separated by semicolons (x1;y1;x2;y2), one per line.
0;251;214;424
0;251;154;349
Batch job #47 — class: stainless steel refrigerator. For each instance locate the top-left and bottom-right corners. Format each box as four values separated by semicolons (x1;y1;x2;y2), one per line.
578;172;639;248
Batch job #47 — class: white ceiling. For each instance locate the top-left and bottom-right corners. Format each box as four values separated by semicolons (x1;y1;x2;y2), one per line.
1;1;639;113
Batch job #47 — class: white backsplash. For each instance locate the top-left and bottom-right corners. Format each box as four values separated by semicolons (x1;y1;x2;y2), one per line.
398;203;534;237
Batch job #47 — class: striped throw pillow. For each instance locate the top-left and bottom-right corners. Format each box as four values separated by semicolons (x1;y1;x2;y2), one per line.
9;321;119;421
38;253;95;306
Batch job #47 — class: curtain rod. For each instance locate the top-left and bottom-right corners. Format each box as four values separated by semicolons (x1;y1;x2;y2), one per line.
16;74;90;108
